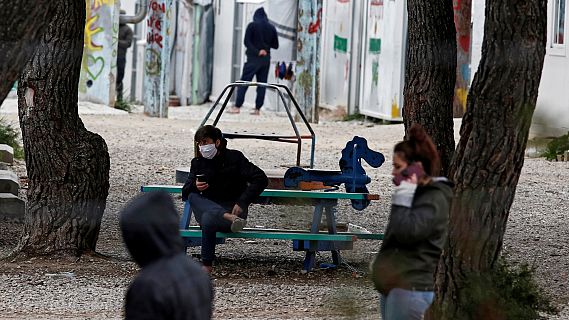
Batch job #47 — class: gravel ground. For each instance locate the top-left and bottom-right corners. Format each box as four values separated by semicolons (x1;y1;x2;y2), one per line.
0;104;568;319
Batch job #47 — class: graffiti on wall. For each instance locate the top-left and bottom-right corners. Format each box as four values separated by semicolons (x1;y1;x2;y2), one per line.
295;0;323;123
453;0;472;115
143;0;173;118
79;0;120;106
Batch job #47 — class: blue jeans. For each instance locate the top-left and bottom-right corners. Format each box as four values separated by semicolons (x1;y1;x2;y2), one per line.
380;288;434;320
189;193;248;266
235;59;271;109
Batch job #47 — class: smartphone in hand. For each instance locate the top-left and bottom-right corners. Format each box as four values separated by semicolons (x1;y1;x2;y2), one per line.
393;162;425;185
195;174;208;184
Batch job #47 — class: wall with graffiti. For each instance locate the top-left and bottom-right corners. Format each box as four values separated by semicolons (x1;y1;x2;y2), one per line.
143;0;173;117
320;0;351;110
359;0;406;121
79;0;120;106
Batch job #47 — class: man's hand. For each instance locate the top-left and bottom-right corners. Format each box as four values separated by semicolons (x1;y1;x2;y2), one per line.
258;49;268;56
196;181;209;191
231;204;243;217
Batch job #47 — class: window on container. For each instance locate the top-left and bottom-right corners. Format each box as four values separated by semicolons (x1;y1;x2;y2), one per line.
553;0;566;45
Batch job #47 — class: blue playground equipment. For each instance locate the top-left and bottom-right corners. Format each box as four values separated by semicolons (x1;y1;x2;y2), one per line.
284;136;385;210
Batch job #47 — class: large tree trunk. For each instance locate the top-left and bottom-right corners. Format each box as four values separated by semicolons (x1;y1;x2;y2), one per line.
15;0;110;256
403;0;457;176
431;0;547;318
0;0;55;103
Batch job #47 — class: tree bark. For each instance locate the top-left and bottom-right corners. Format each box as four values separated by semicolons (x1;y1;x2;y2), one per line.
16;0;110;256
403;0;457;176
0;0;55;103
431;0;547;318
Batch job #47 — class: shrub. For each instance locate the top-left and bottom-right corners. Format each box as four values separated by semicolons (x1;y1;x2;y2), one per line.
114;98;132;113
542;131;569;161
460;258;557;320
0;117;24;159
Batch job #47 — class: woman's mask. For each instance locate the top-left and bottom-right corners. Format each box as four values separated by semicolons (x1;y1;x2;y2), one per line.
199;144;217;159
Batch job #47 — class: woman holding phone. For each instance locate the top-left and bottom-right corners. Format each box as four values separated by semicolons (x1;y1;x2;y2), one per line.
182;125;268;273
371;124;453;319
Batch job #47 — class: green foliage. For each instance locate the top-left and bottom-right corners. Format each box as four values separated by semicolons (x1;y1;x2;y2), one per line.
342;113;365;122
460;258;557;320
542;131;569;160
114;98;132;113
0;117;24;159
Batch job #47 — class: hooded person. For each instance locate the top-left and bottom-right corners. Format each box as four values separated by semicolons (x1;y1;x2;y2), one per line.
116;9;133;101
229;7;279;115
120;191;213;320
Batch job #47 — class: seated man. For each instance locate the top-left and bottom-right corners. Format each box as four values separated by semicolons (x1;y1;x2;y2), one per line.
182;125;268;273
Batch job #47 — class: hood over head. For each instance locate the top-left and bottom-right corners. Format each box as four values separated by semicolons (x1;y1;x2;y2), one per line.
253;7;268;23
120;191;184;267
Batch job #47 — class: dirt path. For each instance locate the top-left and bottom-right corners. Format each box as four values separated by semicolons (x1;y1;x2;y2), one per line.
1;107;568;319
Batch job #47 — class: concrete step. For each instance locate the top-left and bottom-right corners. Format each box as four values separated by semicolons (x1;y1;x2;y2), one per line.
0;193;25;221
0;144;14;164
0;170;19;195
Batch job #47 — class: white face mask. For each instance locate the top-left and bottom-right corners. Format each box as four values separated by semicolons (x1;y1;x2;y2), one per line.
199;143;217;159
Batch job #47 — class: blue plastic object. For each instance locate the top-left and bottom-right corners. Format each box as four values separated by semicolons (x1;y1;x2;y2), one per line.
284;136;385;210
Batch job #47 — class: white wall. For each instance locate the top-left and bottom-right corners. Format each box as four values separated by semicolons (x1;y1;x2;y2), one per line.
359;0;406;121
471;0;569;137
319;0;352;110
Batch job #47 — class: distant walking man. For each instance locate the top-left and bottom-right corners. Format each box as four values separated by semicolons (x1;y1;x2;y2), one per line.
117;10;133;102
229;8;279;115
120;192;213;320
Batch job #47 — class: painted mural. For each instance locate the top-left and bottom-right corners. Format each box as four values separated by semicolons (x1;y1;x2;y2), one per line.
453;0;471;116
295;0;323;123
143;0;173;118
79;0;120;106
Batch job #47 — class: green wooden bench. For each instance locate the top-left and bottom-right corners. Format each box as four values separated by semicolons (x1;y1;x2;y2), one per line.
141;185;383;271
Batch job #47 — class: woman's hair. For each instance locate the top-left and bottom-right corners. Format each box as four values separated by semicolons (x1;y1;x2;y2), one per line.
194;125;227;150
394;124;440;176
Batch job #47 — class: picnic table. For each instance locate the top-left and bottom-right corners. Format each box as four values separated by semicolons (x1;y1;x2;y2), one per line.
141;185;383;272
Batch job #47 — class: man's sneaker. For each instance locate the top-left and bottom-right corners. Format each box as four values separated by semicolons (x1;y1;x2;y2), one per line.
231;217;247;233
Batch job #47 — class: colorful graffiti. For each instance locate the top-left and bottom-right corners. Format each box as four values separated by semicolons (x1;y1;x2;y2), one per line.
80;0;119;106
143;0;173;118
295;0;323;123
453;0;471;115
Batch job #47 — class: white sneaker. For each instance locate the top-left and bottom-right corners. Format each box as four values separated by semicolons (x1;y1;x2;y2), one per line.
231;217;247;233
347;223;371;234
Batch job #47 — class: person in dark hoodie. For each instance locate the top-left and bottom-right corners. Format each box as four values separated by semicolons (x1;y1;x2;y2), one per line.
120;191;213;320
116;9;133;102
182;125;268;273
229;7;279;115
370;124;453;320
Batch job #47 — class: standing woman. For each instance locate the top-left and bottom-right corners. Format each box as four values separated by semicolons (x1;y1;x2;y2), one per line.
371;124;453;319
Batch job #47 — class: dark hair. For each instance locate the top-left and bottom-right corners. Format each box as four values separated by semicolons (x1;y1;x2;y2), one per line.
394;124;440;176
194;125;227;149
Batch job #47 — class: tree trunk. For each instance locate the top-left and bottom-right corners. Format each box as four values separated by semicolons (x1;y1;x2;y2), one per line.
403;0;457;176
431;0;547;318
16;0;110;256
0;0;55;102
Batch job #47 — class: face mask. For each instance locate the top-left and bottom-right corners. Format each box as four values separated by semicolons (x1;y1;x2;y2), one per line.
199;144;217;159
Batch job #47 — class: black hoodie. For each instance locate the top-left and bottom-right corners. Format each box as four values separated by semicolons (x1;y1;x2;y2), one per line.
120;192;213;320
244;8;279;62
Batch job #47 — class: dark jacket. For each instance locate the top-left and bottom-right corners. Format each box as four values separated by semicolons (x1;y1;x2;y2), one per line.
120;192;213;320
371;178;453;295
244;8;279;62
182;148;268;208
118;23;133;59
